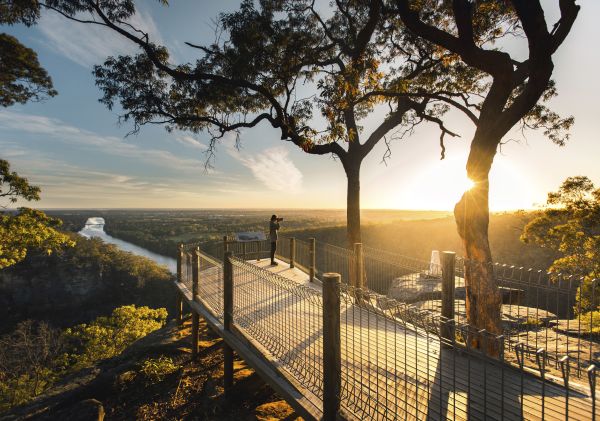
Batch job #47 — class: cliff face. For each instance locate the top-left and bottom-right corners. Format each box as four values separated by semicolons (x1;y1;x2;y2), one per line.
0;234;175;333
1;264;102;332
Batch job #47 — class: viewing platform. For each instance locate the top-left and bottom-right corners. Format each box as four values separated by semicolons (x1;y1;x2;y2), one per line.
173;237;600;421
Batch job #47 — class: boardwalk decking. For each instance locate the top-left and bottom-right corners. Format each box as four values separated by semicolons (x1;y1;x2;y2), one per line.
178;253;598;421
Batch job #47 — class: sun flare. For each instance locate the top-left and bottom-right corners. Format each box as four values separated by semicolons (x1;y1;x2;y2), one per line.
373;156;535;211
378;157;509;210
462;177;476;192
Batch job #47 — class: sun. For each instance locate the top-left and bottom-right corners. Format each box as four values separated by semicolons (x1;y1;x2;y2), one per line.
397;158;479;210
462;177;476;192
365;154;533;211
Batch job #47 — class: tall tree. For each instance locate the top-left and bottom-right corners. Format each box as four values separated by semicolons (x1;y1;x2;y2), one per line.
390;0;580;340
42;0;458;247
0;1;73;269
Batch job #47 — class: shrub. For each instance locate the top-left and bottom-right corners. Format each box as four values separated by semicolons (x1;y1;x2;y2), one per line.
139;356;179;383
64;305;167;370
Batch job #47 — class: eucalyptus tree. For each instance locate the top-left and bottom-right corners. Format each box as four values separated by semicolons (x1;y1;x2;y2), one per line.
386;0;580;339
0;1;57;106
0;2;73;269
41;0;459;246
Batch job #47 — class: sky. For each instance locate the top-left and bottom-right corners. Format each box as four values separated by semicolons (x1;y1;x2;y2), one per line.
1;1;599;211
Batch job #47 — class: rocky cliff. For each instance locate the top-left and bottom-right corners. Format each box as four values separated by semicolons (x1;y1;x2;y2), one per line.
0;234;174;333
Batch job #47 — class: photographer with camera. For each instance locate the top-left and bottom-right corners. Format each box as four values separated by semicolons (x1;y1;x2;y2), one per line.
269;214;283;265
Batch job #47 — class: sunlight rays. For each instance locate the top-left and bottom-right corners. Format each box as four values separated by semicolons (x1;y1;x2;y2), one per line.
366;156;533;211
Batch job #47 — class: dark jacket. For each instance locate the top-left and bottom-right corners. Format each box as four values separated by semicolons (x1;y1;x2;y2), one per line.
269;220;280;241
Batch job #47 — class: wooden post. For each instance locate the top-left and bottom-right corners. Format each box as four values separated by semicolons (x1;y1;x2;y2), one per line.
191;247;200;359
354;243;364;289
223;251;234;391
255;240;261;262
176;244;184;325
441;251;456;343
289;237;296;269
309;238;316;282
223;235;229;253
242;242;247;260
323;273;341;420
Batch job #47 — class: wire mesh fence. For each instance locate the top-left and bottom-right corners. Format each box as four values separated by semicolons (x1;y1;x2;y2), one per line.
456;259;600;381
339;285;599;420
182;242;597;420
229;256;325;400
277;236;291;264
314;241;355;285
295;238;312;271
202;237;599;382
208;238;272;262
268;237;600;382
181;248;225;321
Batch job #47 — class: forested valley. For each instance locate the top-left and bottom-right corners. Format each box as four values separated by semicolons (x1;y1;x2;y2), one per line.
53;209;558;271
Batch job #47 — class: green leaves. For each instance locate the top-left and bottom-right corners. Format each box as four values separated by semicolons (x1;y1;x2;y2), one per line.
0;305;168;410
64;305;168;370
139;355;178;384
0;208;75;269
0;0;41;26
1;159;74;270
521;176;600;312
0;159;41;203
0;34;57;107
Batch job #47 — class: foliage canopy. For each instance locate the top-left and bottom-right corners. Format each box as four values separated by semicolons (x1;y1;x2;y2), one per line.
0;160;74;269
522;176;600;312
0;1;56;106
0;3;69;269
0;305;168;410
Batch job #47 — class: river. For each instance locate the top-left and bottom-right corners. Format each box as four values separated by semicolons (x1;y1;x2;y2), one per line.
78;217;177;273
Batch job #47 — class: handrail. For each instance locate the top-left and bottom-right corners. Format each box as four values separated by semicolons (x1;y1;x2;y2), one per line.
175;242;599;420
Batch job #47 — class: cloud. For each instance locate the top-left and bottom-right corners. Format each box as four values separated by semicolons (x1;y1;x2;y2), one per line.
175;135;207;150
0;147;236;208
0;110;204;172
229;146;303;193
37;7;166;68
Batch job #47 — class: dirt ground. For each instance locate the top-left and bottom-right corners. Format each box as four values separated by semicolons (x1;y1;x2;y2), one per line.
3;317;303;421
106;318;303;420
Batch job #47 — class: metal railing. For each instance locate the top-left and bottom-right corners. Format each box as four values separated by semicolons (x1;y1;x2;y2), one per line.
182;237;600;381
338;284;599;420
177;242;600;420
230;257;325;399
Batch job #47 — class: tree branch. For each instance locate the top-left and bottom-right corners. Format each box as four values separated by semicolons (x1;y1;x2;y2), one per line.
360;97;416;158
394;0;513;77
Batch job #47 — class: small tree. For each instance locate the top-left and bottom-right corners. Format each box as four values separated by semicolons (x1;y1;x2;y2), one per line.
522;176;600;313
1;160;74;270
64;305;168;370
0;320;65;410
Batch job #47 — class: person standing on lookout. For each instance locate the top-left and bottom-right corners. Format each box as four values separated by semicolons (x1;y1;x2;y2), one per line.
269;214;283;265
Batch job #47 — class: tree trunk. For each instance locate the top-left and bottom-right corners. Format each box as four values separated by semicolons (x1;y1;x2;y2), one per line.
345;164;361;247
454;138;503;353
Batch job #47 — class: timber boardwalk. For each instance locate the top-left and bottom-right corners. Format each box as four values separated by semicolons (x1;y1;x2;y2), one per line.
174;240;599;420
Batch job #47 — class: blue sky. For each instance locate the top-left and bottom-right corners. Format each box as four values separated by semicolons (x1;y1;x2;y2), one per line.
1;1;599;210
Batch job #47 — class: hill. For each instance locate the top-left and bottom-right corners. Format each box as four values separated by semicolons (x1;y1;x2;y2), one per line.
3;318;299;421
